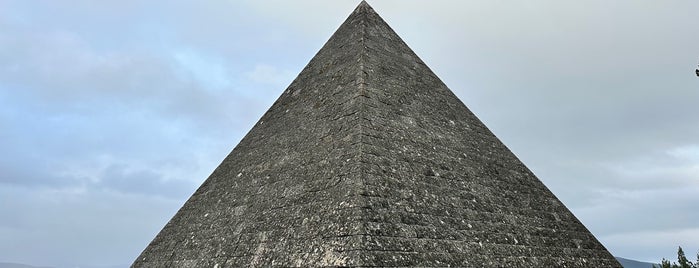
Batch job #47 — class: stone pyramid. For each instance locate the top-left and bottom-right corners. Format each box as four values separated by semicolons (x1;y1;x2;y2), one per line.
133;1;621;267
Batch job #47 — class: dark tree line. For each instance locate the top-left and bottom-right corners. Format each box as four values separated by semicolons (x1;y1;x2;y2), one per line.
655;247;698;268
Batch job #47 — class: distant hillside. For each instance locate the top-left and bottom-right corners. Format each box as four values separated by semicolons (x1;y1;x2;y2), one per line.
0;263;52;268
616;257;658;268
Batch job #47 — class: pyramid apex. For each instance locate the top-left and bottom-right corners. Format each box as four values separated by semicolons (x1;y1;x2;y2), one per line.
353;0;374;13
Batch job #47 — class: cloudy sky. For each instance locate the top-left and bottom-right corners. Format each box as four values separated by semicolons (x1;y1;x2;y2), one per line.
1;0;698;267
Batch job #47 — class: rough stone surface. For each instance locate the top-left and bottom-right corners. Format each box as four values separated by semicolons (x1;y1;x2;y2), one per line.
133;1;622;267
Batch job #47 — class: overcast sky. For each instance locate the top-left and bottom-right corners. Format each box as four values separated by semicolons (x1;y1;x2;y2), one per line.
1;1;698;267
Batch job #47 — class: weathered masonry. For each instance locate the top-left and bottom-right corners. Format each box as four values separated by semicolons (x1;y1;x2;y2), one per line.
133;1;621;267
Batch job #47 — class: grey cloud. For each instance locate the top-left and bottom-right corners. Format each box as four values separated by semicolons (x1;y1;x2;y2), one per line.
602;228;699;262
0;155;78;189
96;163;198;199
0;4;283;138
0;185;182;267
0;81;234;198
576;186;699;263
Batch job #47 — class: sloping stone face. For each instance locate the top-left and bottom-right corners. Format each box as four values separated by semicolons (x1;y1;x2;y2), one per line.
133;1;621;267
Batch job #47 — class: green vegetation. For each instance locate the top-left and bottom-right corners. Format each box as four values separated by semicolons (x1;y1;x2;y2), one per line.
656;247;698;268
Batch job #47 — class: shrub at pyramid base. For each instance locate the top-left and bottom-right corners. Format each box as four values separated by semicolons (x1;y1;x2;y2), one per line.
133;1;622;267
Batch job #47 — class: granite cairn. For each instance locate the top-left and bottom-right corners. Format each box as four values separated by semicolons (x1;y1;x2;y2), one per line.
133;1;622;267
